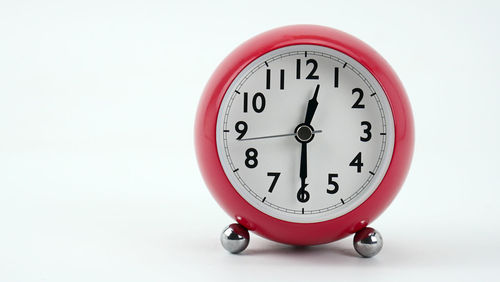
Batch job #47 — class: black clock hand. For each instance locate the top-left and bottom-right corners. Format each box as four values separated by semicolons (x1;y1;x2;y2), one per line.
297;142;310;203
300;142;307;181
304;84;320;125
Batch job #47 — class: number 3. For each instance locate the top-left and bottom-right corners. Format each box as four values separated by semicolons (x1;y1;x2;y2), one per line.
360;121;372;142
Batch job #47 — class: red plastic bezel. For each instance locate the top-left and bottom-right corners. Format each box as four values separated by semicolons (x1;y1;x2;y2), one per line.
195;25;414;246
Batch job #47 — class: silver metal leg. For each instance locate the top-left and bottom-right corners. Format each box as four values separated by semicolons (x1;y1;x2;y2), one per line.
353;227;383;258
220;223;250;254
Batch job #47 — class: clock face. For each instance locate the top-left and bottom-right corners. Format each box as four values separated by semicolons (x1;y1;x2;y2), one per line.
216;44;395;223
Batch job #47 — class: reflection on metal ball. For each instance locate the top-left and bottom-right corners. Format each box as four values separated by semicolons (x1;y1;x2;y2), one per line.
220;223;250;254
353;227;383;258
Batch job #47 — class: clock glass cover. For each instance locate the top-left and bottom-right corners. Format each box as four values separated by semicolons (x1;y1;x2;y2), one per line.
216;45;395;223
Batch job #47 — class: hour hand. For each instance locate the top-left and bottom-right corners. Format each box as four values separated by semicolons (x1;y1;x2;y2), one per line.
304;84;320;125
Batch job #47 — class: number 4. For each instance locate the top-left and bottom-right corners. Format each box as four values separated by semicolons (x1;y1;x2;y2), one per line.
349;152;363;173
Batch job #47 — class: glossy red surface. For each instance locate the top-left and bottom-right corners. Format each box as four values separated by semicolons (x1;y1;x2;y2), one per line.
195;25;414;246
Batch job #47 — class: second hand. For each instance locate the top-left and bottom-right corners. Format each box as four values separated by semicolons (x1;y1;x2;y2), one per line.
239;130;323;141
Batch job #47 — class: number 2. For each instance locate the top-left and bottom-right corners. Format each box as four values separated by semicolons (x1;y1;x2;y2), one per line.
352;88;365;109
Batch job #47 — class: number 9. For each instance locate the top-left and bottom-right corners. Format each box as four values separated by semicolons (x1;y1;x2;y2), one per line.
235;121;248;140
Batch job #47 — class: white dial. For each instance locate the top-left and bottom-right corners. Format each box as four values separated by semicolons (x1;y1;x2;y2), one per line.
216;45;395;223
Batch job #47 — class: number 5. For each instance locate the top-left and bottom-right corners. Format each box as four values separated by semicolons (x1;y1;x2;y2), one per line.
327;173;339;194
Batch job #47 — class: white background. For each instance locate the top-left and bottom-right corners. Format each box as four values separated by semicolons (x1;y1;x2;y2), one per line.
0;1;499;281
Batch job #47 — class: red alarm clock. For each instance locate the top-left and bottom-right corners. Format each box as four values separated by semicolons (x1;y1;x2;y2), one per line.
195;25;414;257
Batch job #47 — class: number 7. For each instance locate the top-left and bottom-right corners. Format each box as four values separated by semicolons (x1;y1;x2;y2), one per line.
267;172;281;193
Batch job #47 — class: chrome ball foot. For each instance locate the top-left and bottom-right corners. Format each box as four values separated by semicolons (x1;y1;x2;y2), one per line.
220;223;250;254
353;227;383;258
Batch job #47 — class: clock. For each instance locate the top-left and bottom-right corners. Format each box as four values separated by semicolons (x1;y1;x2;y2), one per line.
195;25;414;257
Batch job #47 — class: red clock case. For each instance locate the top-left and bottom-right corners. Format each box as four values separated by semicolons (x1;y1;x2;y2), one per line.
195;25;414;246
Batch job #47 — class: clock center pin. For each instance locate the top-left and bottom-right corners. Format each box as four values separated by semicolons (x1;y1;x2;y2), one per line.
295;124;315;143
